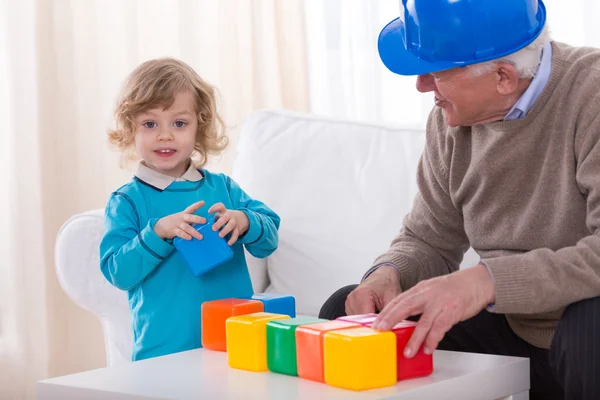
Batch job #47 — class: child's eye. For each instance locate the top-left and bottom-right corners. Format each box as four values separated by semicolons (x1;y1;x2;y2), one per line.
143;121;157;129
174;120;187;128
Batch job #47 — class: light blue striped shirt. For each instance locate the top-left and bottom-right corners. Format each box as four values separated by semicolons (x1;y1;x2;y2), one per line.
504;42;552;121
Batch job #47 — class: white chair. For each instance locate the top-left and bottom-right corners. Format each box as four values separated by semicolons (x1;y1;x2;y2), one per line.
54;109;480;366
55;210;133;366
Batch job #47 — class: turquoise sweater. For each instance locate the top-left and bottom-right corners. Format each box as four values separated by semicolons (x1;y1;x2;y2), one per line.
99;170;280;361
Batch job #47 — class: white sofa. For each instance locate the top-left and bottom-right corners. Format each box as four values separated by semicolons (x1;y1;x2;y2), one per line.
55;109;479;366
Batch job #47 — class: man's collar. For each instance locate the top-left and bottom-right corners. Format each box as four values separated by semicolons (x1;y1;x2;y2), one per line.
505;42;553;121
135;161;202;190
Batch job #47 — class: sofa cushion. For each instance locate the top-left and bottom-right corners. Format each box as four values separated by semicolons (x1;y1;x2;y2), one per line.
232;110;439;316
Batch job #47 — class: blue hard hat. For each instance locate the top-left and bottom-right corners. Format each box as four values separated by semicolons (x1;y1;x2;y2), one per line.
378;0;547;76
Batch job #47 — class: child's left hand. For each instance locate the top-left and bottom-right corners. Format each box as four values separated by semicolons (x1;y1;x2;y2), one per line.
208;203;250;246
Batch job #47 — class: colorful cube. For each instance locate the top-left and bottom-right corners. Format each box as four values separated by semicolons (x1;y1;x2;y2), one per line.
336;313;378;325
389;321;434;380
266;317;326;376
201;298;264;351
226;312;290;371
324;327;397;391
247;293;296;317
295;320;361;382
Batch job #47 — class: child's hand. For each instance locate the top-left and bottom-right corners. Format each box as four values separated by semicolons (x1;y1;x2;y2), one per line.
208;203;250;246
154;201;207;241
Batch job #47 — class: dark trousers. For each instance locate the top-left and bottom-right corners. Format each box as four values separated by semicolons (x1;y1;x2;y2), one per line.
319;285;600;400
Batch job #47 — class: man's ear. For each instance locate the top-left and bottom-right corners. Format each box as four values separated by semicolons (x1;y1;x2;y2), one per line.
495;62;521;96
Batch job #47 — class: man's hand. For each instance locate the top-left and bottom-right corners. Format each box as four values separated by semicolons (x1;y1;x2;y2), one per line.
154;201;206;240
208;203;250;246
345;265;403;315
372;264;495;358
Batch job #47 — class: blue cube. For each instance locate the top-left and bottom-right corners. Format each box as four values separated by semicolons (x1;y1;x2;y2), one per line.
173;219;233;276
249;293;296;318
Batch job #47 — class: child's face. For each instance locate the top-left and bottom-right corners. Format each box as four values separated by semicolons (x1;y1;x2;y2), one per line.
134;91;198;177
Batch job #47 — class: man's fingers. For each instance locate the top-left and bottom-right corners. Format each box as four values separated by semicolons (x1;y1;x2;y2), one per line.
382;288;401;310
350;300;377;315
404;307;443;358
374;291;408;322
208;202;225;214
374;291;423;331
404;321;431;358
425;304;460;354
423;313;452;355
345;288;377;315
184;200;205;214
372;292;408;329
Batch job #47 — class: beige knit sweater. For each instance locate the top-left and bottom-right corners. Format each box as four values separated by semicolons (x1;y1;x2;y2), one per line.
372;42;600;349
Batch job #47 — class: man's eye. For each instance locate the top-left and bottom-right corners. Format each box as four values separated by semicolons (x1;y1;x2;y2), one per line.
174;120;187;128
143;121;156;129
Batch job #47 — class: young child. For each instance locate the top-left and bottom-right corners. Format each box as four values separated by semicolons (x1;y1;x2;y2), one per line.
100;58;280;361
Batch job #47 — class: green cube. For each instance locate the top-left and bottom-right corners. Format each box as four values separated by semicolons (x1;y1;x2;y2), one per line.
266;317;326;376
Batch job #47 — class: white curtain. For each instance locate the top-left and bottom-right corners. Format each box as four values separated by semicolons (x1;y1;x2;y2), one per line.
303;0;600;127
0;1;308;399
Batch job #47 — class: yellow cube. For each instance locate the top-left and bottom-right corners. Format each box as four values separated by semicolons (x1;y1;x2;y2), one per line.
226;312;290;371
324;327;397;391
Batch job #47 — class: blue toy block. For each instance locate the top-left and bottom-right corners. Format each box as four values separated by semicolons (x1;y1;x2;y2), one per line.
173;218;233;276
248;293;296;318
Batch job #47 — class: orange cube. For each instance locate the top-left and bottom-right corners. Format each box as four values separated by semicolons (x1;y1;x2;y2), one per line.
201;298;264;351
295;320;361;382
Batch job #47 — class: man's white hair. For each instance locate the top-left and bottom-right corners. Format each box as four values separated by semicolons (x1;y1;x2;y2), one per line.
469;24;551;79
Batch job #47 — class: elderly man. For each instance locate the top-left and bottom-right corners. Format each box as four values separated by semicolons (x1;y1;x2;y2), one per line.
319;1;600;399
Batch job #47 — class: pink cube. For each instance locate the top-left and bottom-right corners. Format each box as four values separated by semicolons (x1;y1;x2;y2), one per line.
336;313;378;326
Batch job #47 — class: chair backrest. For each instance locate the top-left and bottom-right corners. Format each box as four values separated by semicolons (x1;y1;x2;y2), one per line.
55;209;132;366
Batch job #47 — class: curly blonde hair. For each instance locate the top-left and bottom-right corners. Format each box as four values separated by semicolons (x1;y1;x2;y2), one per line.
108;58;228;167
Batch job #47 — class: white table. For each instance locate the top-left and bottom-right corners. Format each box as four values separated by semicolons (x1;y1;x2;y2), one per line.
37;349;529;400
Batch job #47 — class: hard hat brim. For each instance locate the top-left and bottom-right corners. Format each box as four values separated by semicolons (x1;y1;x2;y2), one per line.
378;0;547;76
378;18;458;76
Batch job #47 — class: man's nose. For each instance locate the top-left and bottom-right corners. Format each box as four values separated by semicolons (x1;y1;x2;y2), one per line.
416;74;435;93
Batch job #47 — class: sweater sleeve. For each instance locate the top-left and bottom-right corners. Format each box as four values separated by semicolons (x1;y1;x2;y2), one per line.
484;118;600;314
100;192;175;291
225;176;281;258
369;113;470;291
